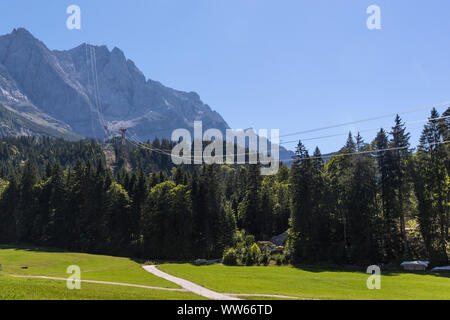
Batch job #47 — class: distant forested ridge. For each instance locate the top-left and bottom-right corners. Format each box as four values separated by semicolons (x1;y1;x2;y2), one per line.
0;108;448;266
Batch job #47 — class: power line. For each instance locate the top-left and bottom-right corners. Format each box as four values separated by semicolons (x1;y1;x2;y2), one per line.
119;99;450;163
89;45;108;138
126;133;266;161
125;130;450;164
281;140;450;163
84;43;97;140
123;106;450;162
280;115;450;145
279;101;450;138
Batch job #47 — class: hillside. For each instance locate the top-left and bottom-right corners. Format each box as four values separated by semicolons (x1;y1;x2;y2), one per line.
0;104;81;140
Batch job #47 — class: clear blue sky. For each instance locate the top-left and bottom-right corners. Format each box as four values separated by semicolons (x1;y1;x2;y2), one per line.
0;0;449;153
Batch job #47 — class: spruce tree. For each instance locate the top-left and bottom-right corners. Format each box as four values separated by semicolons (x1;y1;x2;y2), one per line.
238;164;262;238
414;109;448;265
374;129;400;261
389;115;411;257
288;141;314;264
18;160;38;242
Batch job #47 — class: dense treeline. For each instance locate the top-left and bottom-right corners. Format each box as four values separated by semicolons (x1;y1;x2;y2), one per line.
0;136;105;176
0;109;448;266
0;136;181;178
286;109;449;266
109;137;177;174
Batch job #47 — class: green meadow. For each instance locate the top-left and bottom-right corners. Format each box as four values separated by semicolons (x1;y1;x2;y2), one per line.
158;263;450;300
1;246;449;300
0;245;202;300
0;276;202;300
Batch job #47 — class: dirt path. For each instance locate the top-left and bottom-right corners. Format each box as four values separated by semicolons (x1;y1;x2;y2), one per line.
9;274;187;292
142;265;240;300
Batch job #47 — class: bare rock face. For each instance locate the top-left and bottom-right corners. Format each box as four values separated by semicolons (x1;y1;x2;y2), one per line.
0;28;229;140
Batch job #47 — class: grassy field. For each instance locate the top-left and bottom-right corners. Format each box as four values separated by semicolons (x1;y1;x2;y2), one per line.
158;263;450;300
0;245;203;300
2;245;449;300
0;275;202;300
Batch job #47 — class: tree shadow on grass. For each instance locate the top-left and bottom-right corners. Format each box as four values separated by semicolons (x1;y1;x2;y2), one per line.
0;243;67;253
137;259;197;266
2;244;449;279
1;243;146;266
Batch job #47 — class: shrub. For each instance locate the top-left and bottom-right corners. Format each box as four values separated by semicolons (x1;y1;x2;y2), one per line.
273;254;287;266
222;248;238;266
282;254;289;265
259;251;270;266
244;249;255;266
226;231;271;266
275;255;283;266
250;243;261;256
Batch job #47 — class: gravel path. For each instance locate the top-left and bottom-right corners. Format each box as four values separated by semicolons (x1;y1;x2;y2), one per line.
224;293;315;299
11;270;314;300
142;265;240;300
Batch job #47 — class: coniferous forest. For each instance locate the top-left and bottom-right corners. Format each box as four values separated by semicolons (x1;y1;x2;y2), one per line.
0;109;448;267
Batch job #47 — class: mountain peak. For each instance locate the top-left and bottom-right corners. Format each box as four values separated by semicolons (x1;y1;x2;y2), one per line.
111;46;126;62
3;27;46;53
10;27;35;39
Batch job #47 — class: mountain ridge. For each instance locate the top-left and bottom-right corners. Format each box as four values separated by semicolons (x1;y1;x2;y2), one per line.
0;27;229;141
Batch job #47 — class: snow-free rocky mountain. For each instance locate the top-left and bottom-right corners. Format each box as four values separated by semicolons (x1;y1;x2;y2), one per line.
0;28;228;140
0;28;294;161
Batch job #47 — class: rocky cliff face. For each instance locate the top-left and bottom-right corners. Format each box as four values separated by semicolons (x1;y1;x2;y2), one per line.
0;28;229;141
